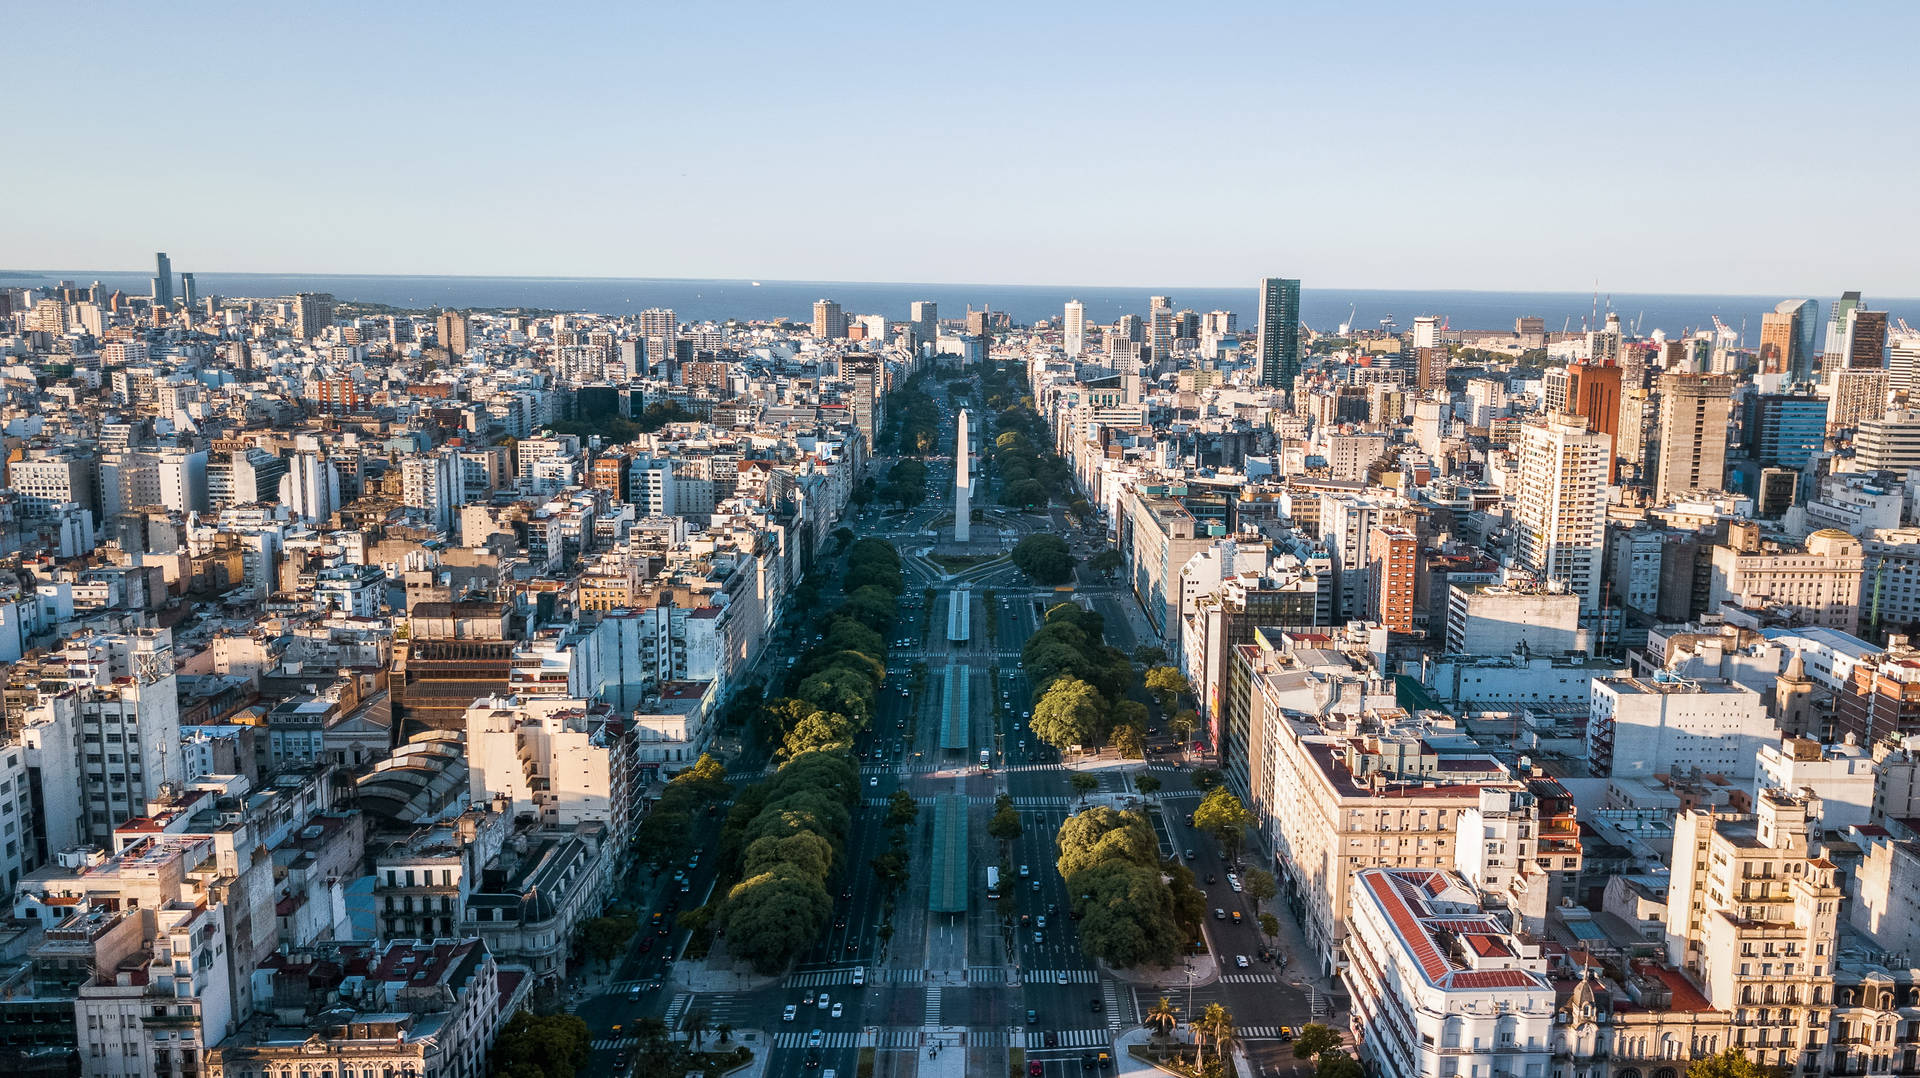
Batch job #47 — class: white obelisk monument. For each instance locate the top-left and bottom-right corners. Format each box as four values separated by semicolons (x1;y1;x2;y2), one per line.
954;409;971;543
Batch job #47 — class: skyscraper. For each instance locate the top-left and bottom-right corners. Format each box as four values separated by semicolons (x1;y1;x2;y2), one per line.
1823;291;1862;370
1654;373;1734;502
1255;277;1302;392
292;292;334;340
152;252;173;309
813;299;847;340
1148;305;1174;365
639;308;677;374
909;301;937;352
1750;394;1829;469
1115;314;1143;344
1844;308;1889;369
435;309;470;355
179;272;196;312
1063;300;1085;357
1513;413;1609;611
1759;299;1818;379
1566;357;1623;482
1412;316;1441;351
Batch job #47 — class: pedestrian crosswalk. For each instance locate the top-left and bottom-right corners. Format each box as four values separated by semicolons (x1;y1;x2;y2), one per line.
863;795;1073;809
1024;1029;1111;1049
1101;981;1123;1027
966;965;1009;983
1238;1026;1291;1039
663;992;690;1029
1024;968;1098;983
592;1036;636;1050
1219;973;1280;984
925;986;942;1026
872;1031;922;1048
788;967;922;987
774;1031;866;1049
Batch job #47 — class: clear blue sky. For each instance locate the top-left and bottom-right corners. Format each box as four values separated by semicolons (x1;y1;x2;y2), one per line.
11;1;1919;294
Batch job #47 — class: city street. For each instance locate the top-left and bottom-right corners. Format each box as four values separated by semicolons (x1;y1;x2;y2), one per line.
581;386;1328;1078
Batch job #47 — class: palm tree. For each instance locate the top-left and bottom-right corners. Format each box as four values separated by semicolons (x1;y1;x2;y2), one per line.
1144;997;1179;1055
683;1009;709;1047
1195;1003;1234;1071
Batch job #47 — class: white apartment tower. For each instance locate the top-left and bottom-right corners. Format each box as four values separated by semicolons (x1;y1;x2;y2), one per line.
1063;299;1086;357
1513;413;1608;611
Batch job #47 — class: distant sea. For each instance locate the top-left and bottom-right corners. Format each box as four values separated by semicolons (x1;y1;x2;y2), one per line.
7;269;1917;339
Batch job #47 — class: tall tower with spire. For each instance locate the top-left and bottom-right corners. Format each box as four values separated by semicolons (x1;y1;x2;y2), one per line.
954;409;971;543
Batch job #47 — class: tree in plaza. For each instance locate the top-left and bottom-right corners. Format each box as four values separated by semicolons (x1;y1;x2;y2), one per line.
1031;675;1103;750
1257;912;1280;941
1144;997;1180;1049
885;790;920;828
683;1009;710;1047
988;803;1024;844
1010;533;1076;584
1192;787;1256;860
1055;806;1157;877
1195;1003;1235;1071
1291;1024;1341;1062
489;1012;593;1078
1068;772;1100;804
580;914;637;970
1133;773;1162;798
1143;666;1191;713
722;869;833;972
1242;868;1276;909
1686;1050;1789;1078
1070;858;1183;968
1314;1050;1363;1078
1086;549;1124;581
1110;722;1144;758
1168;710;1199;748
1131;645;1169;666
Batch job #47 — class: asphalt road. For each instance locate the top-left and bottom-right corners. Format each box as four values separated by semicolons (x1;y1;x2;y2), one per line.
578;386;1326;1078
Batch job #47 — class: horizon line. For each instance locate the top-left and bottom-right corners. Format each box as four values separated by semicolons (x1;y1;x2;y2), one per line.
4;268;1909;304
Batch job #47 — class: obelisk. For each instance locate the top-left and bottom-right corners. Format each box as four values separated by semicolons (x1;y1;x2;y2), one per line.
954;408;971;543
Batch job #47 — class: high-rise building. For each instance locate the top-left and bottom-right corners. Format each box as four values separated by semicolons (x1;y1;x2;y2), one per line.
1115;313;1143;344
1892;333;1920;398
1148;305;1174;365
910;300;937;353
812;298;847;340
1513;413;1609;611
1653;373;1733;502
1255;276;1302;392
1566;358;1623;481
179;271;196;312
1063;299;1085;357
1750;394;1829;469
1411;315;1441;350
1366;525;1417;632
1829;368;1891;433
436;309;471;355
152;251;173;309
639;307;677;374
1760;299;1818;379
1845;308;1889;369
1855;412;1920;471
292;292;334;340
1822;290;1862;369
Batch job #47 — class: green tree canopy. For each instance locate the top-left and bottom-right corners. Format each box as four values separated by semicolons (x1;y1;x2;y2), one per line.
1031;675;1104;750
1685;1049;1788;1078
1056;806;1159;878
1011;534;1075;585
1192;787;1256;857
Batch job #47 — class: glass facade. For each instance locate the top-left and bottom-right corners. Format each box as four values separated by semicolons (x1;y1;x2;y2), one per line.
1755;394;1828;468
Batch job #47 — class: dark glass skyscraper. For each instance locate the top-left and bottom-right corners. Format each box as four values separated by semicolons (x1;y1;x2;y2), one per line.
1752;393;1829;469
1255;276;1301;391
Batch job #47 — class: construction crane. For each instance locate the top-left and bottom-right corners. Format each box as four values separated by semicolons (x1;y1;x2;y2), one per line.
1896;317;1917;337
1339;305;1356;336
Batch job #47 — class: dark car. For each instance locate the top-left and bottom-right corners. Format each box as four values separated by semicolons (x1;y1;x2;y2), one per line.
1081;1053;1096;1070
1029;1064;1044;1077
1044;1032;1058;1047
1205;874;1217;885
639;937;653;952
1091;998;1103;1012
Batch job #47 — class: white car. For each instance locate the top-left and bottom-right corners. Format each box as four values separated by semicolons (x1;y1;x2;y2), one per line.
818;993;831;1010
1235;955;1249;969
1227;874;1243;892
852;967;866;986
869;777;878;787
831;1002;844;1018
784;1005;798;1022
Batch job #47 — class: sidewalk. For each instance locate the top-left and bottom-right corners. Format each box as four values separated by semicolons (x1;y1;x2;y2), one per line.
675;934;782;993
1101;953;1219;989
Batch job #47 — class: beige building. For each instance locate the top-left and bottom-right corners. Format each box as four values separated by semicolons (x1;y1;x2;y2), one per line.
1664;793;1842;1075
1830;369;1891;434
1654;372;1734;502
1512;413;1610;611
1708;524;1865;633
